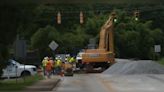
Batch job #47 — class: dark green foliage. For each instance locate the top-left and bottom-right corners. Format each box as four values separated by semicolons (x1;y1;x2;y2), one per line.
0;5;19;76
31;25;89;58
0;45;9;76
31;25;59;57
114;10;164;59
1;2;164;76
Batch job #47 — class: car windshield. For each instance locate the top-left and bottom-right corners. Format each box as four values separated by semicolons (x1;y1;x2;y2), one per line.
9;59;20;66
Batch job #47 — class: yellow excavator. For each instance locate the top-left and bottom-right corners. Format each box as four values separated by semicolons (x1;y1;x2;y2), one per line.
80;12;116;71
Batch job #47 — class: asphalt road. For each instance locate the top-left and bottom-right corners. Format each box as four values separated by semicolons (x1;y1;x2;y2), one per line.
99;74;164;92
53;74;112;92
53;74;164;92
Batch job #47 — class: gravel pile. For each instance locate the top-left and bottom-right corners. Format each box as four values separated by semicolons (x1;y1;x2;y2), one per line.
103;60;164;75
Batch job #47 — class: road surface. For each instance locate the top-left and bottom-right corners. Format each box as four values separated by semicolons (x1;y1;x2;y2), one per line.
53;74;112;92
53;74;164;92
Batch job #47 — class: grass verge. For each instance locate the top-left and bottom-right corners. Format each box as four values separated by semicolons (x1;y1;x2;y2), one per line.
158;58;164;65
0;74;44;91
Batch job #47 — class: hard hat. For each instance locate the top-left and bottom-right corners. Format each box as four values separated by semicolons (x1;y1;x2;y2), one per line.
66;54;69;57
44;57;48;60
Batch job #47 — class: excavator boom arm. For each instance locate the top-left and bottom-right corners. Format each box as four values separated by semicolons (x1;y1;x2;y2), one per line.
98;15;114;53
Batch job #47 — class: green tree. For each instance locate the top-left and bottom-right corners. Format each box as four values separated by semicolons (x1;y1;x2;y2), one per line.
31;25;60;58
0;5;19;76
84;14;108;37
61;25;90;54
114;11;164;59
0;45;9;76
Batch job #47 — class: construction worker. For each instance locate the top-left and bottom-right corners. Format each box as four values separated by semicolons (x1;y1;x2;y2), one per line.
55;57;62;75
68;56;76;71
54;57;58;74
45;58;53;78
60;61;65;80
69;56;76;64
64;57;74;76
42;57;48;76
49;57;55;75
65;55;70;62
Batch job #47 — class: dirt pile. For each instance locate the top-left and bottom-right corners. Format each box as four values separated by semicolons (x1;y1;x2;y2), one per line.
103;60;164;75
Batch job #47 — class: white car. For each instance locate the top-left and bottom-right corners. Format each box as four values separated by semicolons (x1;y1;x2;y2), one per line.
76;51;84;69
1;59;37;78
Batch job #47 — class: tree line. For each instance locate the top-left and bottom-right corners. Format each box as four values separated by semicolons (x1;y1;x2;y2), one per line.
0;3;164;76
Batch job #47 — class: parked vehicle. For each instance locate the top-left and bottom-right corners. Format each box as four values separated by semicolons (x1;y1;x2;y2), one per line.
1;59;37;78
76;51;84;69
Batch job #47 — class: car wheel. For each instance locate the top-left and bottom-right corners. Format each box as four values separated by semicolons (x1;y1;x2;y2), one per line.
21;71;31;77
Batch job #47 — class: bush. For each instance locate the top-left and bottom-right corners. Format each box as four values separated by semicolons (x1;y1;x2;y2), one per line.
0;44;9;77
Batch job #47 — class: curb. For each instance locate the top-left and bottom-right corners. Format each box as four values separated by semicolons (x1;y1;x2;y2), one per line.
24;78;60;91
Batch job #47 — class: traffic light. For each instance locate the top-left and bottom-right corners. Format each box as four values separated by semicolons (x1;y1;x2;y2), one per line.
112;12;117;23
57;12;61;24
80;11;84;24
134;11;139;21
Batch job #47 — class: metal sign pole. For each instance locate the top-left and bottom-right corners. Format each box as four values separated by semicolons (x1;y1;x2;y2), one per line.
23;58;26;83
154;45;161;60
16;66;18;83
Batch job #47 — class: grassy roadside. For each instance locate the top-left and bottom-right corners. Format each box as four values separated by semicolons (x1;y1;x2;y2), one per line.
0;74;44;91
158;58;164;66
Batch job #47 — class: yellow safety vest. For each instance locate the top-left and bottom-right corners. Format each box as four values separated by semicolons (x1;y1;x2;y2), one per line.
42;59;48;67
56;60;62;66
69;57;75;63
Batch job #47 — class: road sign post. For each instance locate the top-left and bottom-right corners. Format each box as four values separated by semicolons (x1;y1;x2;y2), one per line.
154;45;161;60
49;41;59;51
49;41;59;57
154;45;161;53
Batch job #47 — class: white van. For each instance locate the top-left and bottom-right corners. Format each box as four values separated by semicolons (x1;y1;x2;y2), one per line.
1;59;37;78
